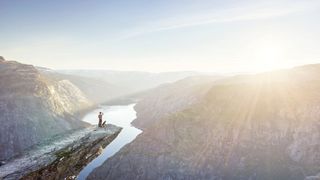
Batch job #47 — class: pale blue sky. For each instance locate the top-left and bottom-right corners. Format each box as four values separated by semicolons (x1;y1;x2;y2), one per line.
1;0;320;72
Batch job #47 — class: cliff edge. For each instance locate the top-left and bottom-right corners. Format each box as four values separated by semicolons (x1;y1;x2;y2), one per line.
0;124;122;180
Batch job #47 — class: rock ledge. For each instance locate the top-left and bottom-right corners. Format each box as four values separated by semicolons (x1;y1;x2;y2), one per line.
0;124;122;180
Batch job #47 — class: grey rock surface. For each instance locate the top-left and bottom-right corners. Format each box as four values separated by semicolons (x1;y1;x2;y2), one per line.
0;124;122;180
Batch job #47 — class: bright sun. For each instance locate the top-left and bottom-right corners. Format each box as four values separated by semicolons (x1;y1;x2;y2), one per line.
250;37;287;73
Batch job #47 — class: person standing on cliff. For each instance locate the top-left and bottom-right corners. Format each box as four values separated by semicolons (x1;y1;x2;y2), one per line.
98;112;104;127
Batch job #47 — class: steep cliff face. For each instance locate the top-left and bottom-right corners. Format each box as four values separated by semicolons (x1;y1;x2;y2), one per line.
89;65;320;180
0;57;92;160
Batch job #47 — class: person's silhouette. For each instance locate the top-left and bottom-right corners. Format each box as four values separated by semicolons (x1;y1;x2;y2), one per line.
98;112;103;127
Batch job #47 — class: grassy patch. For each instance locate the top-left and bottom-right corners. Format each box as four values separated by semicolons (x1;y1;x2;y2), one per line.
55;149;72;159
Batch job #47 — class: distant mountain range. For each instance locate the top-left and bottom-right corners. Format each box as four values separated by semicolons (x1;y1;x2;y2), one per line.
89;64;320;180
58;69;200;95
0;56;199;161
132;75;223;129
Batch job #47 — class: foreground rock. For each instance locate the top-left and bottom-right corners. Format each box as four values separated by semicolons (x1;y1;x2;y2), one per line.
0;124;122;180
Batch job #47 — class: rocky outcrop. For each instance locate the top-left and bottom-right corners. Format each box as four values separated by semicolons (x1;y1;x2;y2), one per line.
0;57;92;160
89;65;320;180
0;124;122;180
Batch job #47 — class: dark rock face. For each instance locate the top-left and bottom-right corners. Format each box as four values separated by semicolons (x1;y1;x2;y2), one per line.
0;125;122;180
0;57;92;160
88;66;320;180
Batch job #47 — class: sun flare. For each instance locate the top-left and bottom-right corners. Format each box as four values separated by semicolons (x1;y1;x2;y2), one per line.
249;37;288;73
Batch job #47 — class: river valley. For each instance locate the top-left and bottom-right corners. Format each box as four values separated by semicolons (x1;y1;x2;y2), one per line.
77;104;142;180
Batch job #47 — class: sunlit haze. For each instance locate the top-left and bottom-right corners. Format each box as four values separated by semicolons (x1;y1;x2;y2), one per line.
1;0;320;73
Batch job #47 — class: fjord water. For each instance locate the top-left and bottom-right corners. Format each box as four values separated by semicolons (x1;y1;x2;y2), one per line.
77;104;142;180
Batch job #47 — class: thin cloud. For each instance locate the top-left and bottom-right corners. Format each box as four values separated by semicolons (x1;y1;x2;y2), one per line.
120;1;319;39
